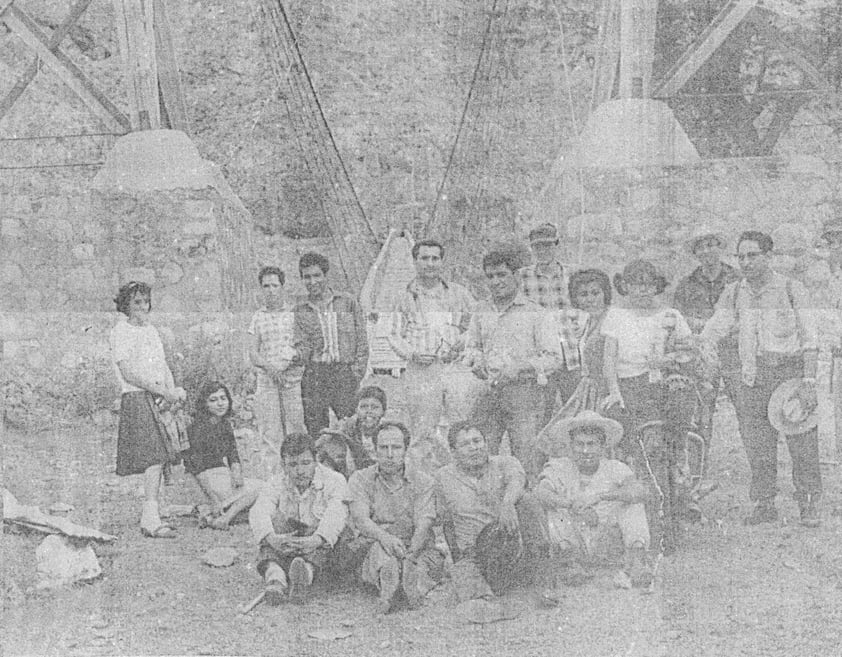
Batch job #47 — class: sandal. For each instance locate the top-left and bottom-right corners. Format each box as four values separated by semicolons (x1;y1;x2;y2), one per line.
141;525;177;539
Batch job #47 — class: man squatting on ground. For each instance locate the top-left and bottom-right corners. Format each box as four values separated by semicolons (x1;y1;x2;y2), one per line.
249;433;348;605
346;421;445;612
435;420;552;603
702;230;822;527
534;411;652;591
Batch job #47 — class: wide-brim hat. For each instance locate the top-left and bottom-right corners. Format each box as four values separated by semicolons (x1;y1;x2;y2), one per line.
542;410;623;453
767;378;819;436
685;227;727;255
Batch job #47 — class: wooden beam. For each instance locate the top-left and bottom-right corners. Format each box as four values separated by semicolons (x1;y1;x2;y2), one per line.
590;0;621;109
655;0;758;98
0;0;94;124
3;5;129;131
153;0;189;132
112;0;160;130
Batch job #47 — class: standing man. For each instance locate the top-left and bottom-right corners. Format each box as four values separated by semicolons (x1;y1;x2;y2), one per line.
464;250;562;479
346;421;444;613
519;223;581;421
702;231;821;527
673;229;740;472
388;239;476;459
248;266;305;450
249;433;348;605
294;252;369;438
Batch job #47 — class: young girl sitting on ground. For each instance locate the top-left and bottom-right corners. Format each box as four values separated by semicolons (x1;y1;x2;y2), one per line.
185;381;262;529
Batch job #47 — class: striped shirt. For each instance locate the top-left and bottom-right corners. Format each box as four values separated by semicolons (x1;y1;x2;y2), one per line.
294;290;369;377
388;278;475;361
248;307;301;387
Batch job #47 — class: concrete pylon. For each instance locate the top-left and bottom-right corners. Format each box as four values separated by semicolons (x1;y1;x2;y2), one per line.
558;99;700;171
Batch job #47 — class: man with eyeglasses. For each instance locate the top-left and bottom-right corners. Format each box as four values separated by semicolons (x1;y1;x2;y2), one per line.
702;231;821;527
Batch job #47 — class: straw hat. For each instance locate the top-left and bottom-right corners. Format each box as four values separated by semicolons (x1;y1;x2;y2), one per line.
542;410;624;453
767;378;819;436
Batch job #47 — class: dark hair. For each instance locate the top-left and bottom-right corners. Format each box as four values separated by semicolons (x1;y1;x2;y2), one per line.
299;252;330;276
281;433;316;460
737;230;774;255
357;385;387;411
482;250;520;274
569;269;612;308
614;260;669;296
375;421;411;449
114;281;152;316
411;239;445;260
447;419;485;450
258;266;285;286
570;425;607;445
196;380;233;419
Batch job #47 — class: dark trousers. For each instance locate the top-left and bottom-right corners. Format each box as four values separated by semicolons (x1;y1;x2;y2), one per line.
542;369;582;426
734;355;821;502
301;363;359;438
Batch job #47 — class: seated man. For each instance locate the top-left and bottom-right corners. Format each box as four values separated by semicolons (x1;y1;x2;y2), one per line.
315;385;387;477
534;411;652;589
435;420;551;603
346;421;445;613
248;433;348;605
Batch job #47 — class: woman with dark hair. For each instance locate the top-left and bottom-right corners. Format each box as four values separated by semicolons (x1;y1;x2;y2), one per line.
535;269;613;458
109;281;186;538
600;260;693;460
185;380;261;529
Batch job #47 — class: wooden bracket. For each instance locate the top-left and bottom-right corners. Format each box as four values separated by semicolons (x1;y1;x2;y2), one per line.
1;3;130;131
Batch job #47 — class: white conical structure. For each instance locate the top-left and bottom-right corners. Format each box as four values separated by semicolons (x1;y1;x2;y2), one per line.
558;98;700;171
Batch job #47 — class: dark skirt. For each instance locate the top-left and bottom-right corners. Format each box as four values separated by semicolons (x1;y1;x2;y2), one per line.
116;391;175;476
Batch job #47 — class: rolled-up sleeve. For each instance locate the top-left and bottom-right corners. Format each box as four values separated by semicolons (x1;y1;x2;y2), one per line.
249;477;282;544
314;474;349;547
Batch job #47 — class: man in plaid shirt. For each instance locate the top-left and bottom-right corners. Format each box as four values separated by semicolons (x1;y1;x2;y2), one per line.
248;266;306;452
520;223;582;423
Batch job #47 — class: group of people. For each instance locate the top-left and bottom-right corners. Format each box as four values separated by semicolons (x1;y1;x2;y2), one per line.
109;217;836;611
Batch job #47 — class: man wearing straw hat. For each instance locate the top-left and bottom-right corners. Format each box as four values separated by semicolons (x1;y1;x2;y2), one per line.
673;228;740;476
534;411;652;589
702;230;821;527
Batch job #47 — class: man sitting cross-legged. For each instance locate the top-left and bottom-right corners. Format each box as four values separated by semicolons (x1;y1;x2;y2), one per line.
534;411;652;590
346;421;445;613
435;420;552;603
249;433;348;605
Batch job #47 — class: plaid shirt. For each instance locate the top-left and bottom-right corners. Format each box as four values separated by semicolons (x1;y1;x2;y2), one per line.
519;261;570;310
248;307;301;388
388;278;475;361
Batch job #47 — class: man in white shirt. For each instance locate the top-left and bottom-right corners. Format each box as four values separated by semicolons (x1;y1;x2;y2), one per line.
249;433;348;605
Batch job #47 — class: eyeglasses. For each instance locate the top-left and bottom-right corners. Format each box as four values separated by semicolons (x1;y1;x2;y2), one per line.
737;252;763;260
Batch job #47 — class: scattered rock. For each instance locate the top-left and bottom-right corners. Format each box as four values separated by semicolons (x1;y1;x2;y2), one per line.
457;599;520;625
201;547;238;568
307;628;354;641
35;535;102;589
48;502;75;514
612;570;632;589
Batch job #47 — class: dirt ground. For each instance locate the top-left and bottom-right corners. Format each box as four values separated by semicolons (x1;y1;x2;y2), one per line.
3;399;842;657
